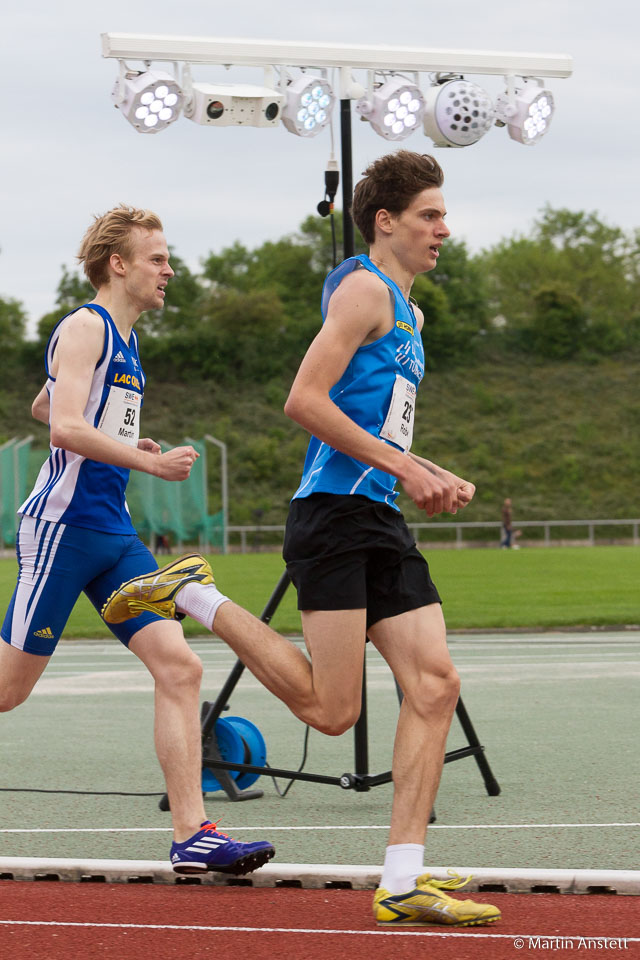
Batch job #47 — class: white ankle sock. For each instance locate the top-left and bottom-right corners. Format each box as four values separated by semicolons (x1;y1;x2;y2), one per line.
175;582;230;631
379;843;425;894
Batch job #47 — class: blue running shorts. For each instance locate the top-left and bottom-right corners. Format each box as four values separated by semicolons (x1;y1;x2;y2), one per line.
1;516;167;656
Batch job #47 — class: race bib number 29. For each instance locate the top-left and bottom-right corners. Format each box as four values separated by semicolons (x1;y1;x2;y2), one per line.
97;386;141;447
379;375;416;452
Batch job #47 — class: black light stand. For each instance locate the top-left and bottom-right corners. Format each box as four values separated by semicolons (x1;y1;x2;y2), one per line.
340;98;356;260
158;571;500;810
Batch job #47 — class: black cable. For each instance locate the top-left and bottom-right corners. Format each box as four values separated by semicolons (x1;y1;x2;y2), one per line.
318;158;340;269
0;787;164;796
329;210;337;268
265;724;311;798
1;725;313;800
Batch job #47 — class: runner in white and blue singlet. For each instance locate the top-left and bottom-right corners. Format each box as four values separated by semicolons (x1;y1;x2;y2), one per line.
0;205;274;878
1;302;161;656
22;301;144;533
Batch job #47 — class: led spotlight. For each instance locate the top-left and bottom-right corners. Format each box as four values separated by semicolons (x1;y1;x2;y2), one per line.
495;79;555;145
184;83;284;127
281;75;335;138
423;78;494;147
356;78;425;141
112;69;183;134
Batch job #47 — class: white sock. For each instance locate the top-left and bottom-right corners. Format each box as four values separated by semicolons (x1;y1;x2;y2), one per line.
379;843;425;894
175;582;230;631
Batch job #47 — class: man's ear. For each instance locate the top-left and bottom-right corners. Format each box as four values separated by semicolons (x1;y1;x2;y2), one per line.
109;253;126;277
375;208;394;236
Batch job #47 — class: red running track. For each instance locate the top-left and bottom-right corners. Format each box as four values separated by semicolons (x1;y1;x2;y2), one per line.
1;882;639;960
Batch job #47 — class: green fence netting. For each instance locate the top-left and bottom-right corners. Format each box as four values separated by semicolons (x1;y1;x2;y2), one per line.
1;438;224;550
1;438;33;547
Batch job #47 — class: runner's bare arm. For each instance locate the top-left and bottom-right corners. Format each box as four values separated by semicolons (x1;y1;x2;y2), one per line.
285;273;460;517
31;385;50;424
49;309;198;481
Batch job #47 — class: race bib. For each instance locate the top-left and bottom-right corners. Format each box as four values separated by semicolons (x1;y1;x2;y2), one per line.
97;386;141;447
379;375;416;452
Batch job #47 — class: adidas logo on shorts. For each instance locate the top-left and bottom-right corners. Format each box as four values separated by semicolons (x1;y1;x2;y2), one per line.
33;626;54;639
113;351;126;362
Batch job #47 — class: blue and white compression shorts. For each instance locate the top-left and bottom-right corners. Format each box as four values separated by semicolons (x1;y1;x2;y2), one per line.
1;516;165;656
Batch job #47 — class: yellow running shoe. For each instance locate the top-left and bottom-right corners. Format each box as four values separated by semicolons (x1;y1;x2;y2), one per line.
101;554;214;623
373;872;501;927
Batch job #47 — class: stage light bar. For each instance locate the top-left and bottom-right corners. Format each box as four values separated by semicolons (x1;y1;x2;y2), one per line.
102;34;573;80
112;68;183;134
423;78;494;148
183;83;284;127
356;77;425;141
102;36;571;149
281;75;335;138
495;78;555;145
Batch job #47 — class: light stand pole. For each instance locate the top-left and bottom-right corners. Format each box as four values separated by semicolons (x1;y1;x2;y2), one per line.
339;99;355;260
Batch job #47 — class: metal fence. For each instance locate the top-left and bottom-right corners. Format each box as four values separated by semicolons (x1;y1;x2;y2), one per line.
224;518;640;553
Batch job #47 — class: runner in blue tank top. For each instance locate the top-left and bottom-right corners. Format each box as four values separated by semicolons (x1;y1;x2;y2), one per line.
0;205;274;878
293;252;425;506
102;153;499;928
284;151;496;925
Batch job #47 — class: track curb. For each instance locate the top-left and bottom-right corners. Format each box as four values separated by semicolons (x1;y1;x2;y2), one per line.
1;858;638;895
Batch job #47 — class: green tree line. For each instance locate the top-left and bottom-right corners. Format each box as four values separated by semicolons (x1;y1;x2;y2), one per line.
2;208;639;527
4;206;640;376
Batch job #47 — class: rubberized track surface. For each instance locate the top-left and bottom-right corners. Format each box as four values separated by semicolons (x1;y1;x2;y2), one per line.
1;883;639;960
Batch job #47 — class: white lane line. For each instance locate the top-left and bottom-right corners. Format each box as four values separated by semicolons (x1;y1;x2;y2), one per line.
1;823;638;834
0;921;637;942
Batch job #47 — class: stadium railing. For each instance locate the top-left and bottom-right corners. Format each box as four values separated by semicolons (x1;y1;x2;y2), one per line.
226;519;640;553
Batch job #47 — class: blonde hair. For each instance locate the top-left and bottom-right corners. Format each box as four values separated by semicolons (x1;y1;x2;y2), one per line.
77;204;163;290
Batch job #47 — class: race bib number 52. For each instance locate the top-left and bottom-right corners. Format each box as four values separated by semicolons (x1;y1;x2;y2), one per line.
379;375;416;452
97;386;141;447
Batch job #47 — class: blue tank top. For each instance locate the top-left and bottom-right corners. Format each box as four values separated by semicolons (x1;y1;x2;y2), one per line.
20;303;145;534
292;255;425;508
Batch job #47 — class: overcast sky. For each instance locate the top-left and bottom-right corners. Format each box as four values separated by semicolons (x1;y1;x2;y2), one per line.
1;0;636;333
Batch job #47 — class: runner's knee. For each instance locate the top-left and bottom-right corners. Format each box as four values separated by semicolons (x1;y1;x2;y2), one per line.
310;701;361;737
153;646;203;693
406;666;460;720
0;684;32;713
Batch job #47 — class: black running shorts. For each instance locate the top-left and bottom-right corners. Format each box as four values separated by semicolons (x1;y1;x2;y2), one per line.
283;493;441;630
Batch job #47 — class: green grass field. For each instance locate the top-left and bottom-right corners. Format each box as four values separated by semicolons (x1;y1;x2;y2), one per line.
1;545;638;638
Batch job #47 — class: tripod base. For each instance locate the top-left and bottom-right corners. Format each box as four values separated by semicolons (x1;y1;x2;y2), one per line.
157;571;501;809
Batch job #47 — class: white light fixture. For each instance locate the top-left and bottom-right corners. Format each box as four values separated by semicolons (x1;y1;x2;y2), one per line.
112;68;183;134
356;77;425;141
281;75;335;138
423;78;494;147
183;82;284;127
495;78;554;145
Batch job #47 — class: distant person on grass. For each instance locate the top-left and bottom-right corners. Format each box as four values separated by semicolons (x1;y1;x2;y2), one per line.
501;498;513;548
103;153;500;928
0;206;274;877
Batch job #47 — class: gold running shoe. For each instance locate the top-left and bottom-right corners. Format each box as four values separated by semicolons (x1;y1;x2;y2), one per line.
101;554;214;624
373;872;501;927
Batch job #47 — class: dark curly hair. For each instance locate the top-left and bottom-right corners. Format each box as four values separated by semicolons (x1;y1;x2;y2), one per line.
351;151;444;245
